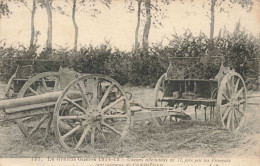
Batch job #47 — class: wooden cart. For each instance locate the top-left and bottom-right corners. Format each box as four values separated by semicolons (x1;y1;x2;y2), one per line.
154;56;247;131
5;59;62;98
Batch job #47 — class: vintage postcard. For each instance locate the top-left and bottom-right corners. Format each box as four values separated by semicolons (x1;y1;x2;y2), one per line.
0;0;259;165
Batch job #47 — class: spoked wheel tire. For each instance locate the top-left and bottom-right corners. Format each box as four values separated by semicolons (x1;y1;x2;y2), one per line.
16;72;61;138
5;74;16;98
53;74;130;151
216;72;247;131
154;73;169;125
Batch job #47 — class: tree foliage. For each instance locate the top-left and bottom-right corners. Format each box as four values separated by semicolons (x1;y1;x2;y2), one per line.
0;0;11;17
204;0;254;50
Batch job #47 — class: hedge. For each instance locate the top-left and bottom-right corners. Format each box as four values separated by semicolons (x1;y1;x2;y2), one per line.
0;28;259;90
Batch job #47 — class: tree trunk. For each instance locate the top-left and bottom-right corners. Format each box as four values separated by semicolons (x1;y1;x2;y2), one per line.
29;0;36;49
209;0;216;52
142;0;151;55
44;0;52;50
72;0;78;51
134;0;142;55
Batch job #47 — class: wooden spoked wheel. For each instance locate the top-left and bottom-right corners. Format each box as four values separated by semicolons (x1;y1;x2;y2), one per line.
16;72;61;138
154;73;169;125
53;74;130;151
216;72;247;131
5;73;16;98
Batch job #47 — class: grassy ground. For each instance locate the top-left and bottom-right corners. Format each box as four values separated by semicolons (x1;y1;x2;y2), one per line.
0;85;259;158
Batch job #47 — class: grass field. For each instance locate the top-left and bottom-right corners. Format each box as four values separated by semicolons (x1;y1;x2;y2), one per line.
0;85;259;158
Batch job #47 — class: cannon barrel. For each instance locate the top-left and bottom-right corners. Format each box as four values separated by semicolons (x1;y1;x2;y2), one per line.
0;90;81;111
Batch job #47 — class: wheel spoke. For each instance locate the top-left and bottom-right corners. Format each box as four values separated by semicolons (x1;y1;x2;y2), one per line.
91;126;95;145
235;87;244;98
234;109;239;125
226;81;232;98
235;107;244;116
163;116;167;122
58;115;85;120
41;78;48;90
222;92;230;101
75;125;91;149
16;120;31;138
97;83;114;109
77;81;90;108
29;114;50;135
61;125;81;141
54;77;60;91
222;107;231;121
101;96;125;112
231;109;235;130
103;114;128;119
221;103;231;108
231;76;235;90
91;78;99;106
28;87;38;95
101;122;122;136
21;117;34;122
64;97;87;113
234;79;240;94
226;109;232;129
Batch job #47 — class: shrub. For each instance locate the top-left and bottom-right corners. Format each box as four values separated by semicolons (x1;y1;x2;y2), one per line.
0;27;259;90
164;27;259;90
0;42;37;82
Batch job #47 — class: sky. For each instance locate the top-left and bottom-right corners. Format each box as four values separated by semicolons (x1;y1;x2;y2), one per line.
0;0;259;51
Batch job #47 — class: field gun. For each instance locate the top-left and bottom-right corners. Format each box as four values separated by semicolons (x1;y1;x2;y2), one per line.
0;55;249;151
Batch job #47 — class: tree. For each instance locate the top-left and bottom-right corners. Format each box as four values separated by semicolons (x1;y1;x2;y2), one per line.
142;0;151;54
126;0;173;55
142;0;175;54
134;0;142;54
125;0;143;54
17;0;37;50
0;0;11;17
72;0;78;51
30;0;37;50
55;0;111;51
2;0;37;54
39;0;53;50
205;0;253;51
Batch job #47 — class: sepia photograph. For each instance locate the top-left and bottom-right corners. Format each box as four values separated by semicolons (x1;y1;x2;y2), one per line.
0;0;259;165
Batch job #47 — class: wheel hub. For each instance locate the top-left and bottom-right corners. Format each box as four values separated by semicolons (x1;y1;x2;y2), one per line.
85;109;103;126
230;97;239;107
